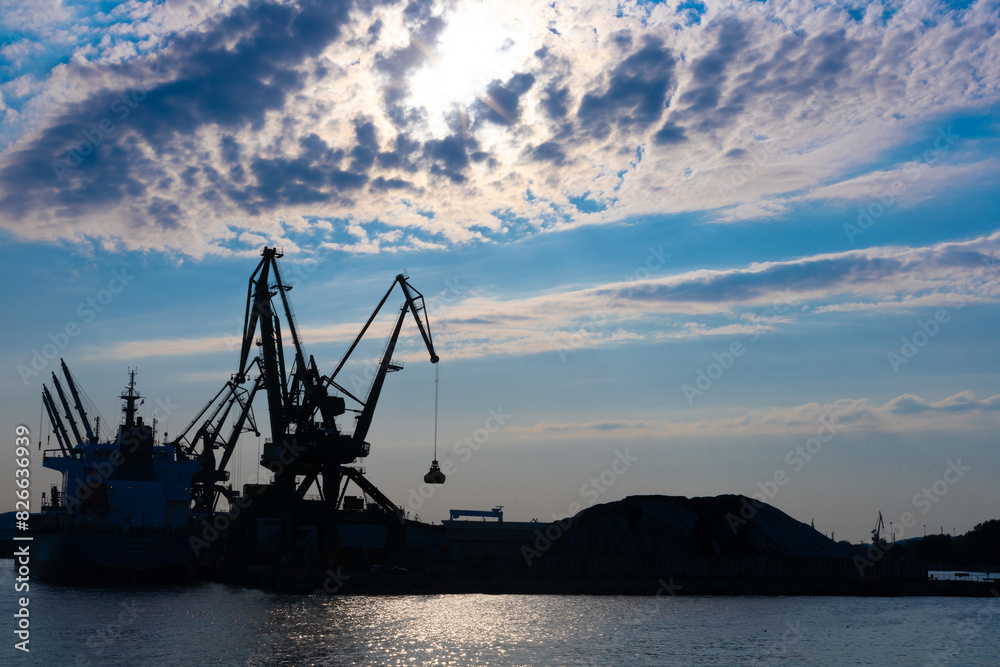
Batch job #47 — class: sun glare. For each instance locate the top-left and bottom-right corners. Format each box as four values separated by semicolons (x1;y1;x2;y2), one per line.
407;3;536;135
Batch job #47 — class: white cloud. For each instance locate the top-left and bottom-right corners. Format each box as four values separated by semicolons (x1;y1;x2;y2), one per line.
0;0;997;254
506;391;1000;439
78;230;1000;363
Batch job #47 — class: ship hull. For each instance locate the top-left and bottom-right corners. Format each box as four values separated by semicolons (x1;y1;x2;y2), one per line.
32;531;196;582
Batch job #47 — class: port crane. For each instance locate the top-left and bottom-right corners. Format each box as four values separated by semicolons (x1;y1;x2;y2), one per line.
872;511;886;546
166;365;263;514
231;247;439;513
175;247;440;573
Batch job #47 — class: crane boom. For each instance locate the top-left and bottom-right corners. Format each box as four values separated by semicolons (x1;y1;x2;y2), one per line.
60;359;95;442
215;376;263;476
169;381;232;450
872;511;885;544
329;273;439;448
182;369;263;514
397;276;439;363
351;303;408;447
42;386;71;456
51;373;84;447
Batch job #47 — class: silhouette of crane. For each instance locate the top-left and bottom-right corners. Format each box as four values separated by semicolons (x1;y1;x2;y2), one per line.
179;247;440;571
872;511;886;546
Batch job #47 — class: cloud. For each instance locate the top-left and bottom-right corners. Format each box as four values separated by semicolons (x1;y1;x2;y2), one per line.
801;157;999;207
576;35;676;136
78;230;1000;363
475;72;536;126
0;0;997;255
424;231;1000;359
0;0;360;254
81;321;364;362
884;392;1000;415
506;391;1000;439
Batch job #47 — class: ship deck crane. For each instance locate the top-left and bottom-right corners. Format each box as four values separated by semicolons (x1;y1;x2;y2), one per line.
41;386;71;456
41;359;100;454
61;359;96;443
50;372;84;447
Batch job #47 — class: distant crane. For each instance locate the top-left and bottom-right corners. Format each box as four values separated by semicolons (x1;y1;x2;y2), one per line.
872;511;886;546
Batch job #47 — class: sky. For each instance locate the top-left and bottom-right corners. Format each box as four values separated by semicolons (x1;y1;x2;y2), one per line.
1;0;999;544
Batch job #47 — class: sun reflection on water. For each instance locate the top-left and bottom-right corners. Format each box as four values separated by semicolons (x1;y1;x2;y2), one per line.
11;573;998;666
248;594;679;666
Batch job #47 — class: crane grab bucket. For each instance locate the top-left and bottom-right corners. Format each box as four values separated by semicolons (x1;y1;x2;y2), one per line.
424;460;445;484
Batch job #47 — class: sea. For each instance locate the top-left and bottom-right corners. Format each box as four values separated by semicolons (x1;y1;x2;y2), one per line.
3;560;998;666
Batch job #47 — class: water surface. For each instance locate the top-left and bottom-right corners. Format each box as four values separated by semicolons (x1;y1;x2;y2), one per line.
3;561;997;665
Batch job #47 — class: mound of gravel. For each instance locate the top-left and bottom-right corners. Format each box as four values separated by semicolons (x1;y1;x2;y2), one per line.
552;495;853;560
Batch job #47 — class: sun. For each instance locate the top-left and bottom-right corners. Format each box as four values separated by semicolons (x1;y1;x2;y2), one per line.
407;2;537;136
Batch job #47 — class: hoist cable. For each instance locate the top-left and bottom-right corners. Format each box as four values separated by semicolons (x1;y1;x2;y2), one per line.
433;363;439;460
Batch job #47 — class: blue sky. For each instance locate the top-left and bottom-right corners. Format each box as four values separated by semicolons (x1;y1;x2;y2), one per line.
2;0;999;542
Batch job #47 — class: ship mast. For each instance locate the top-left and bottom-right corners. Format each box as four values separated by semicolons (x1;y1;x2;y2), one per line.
122;369;141;428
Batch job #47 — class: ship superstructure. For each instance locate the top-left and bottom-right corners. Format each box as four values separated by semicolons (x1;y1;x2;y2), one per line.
35;362;200;579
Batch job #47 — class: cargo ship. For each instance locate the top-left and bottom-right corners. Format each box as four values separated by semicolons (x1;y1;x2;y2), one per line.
33;362;200;581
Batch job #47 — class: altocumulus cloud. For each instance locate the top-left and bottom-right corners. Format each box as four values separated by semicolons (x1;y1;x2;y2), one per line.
0;0;998;256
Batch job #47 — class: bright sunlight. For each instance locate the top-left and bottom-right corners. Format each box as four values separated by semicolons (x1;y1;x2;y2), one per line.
407;2;538;136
